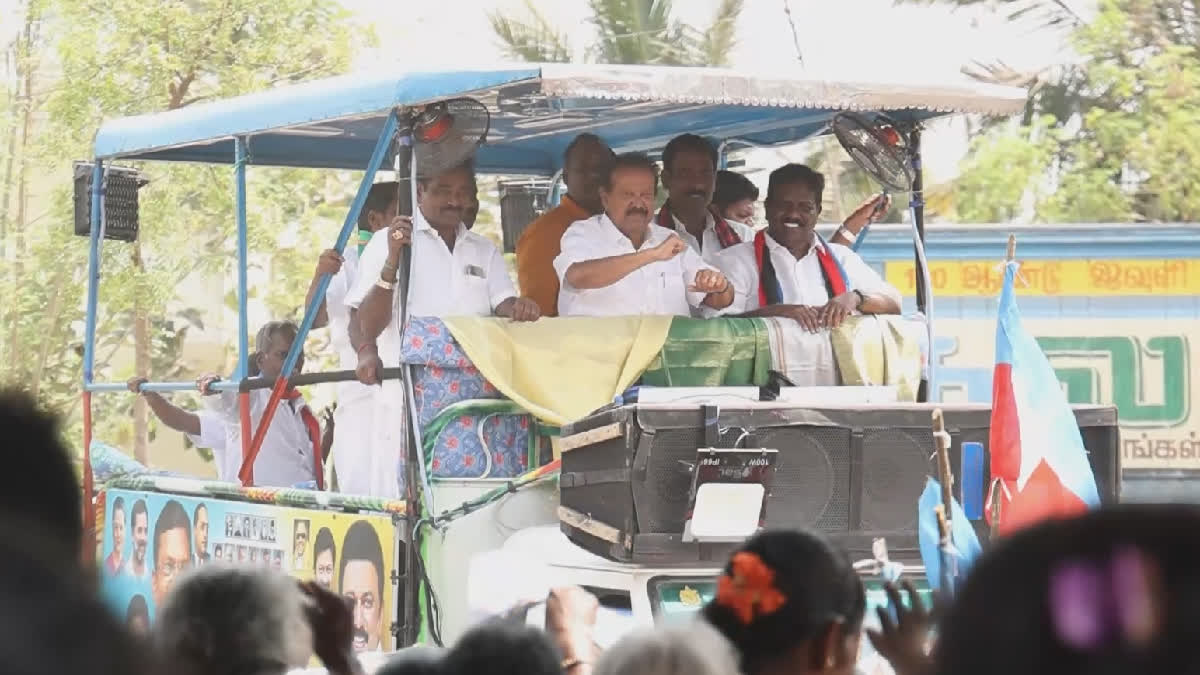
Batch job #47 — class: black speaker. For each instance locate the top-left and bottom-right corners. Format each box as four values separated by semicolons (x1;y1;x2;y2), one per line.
558;403;1120;565
498;180;552;253
73;162;147;243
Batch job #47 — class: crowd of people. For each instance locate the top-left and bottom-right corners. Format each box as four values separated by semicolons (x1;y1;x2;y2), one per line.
2;386;1196;675
126;131;900;499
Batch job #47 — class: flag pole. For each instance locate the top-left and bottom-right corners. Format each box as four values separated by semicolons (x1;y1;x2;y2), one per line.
1006;233;1016;262
931;408;956;594
990;233;1016;537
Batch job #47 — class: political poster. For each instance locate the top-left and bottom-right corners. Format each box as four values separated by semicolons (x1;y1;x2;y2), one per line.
99;489;398;654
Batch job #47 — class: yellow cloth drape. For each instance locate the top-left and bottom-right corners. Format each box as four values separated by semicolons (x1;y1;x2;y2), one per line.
440;316;674;426
830;315;924;401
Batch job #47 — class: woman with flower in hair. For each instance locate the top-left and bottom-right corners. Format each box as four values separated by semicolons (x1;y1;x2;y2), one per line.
703;529;867;675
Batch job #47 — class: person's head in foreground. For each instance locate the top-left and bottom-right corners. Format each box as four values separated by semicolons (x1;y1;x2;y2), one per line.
0;390;83;562
935;504;1200;675
0;526;150;675
595;620;741;675
376;645;446;675
155;566;313;675
704;528;865;675
441;619;562;675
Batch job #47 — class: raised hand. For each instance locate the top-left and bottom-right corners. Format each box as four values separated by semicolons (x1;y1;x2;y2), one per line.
648;234;687;262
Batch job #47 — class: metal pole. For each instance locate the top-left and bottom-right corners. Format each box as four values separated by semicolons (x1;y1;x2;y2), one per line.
81;160;104;562
234;137;252;470
909;127;930;403
239;109;399;486
399;136;423;646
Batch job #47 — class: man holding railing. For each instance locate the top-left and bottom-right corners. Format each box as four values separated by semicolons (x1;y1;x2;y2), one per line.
347;159;541;498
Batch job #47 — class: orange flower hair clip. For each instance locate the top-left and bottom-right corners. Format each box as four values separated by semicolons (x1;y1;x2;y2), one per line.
715;551;787;624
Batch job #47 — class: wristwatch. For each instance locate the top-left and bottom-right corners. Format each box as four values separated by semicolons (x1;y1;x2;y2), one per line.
853;289;865;310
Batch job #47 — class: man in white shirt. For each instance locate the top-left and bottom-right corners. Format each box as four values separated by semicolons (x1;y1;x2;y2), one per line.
555;152;734;317
711;164;902;384
347;160;540;497
656;134;755;264
201;320;323;488
302;181;398;497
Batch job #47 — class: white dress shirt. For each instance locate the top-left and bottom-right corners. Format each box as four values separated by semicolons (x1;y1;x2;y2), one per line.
710;233;902;387
186;411;227;453
344;209;515;499
207;389;317;487
670;211;757;265
711;233;902;314
554;214;718;317
346;209;516;366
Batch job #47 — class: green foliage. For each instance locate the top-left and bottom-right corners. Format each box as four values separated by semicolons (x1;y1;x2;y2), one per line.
0;0;359;462
938;0;1200;222
490;0;744;66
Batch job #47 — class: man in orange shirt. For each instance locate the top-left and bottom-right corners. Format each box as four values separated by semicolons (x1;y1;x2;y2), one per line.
516;133;614;316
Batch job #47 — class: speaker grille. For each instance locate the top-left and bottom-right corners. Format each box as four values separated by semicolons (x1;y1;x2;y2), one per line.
636;428;704;533
755;426;849;532
861;428;934;531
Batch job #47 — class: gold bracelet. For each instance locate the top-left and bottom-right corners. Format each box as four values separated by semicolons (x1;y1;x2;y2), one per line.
375;278;396;291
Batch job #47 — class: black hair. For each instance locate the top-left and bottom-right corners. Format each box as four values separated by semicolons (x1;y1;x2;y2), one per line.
604;152;659;191
112;496;125;515
339;520;384;600
416;158;476;187
192;503;206;521
703;529;865;675
713;170;760;210
358;181;399;231
662;133;717;172
0;391;82;559
935;504;1200;675
0;527;152;675
126;594;149;623
563;133;610;165
132;499;148;525
152;500;192;566
441;620;561;675
766;163;825;205
313;527;335;567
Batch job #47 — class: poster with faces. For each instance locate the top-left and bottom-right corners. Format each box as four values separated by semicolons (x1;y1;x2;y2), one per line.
100;488;397;654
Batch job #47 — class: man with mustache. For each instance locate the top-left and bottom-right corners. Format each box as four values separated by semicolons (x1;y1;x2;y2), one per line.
660;134;890;258
349;160;540;497
658;134;756;264
339;520;386;652
711;164;901;383
517;133;615;316
555;152;734;317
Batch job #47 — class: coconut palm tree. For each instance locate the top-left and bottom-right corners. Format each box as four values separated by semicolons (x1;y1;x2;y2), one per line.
489;0;744;66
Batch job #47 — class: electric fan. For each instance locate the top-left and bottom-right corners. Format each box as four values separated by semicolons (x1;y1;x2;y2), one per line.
830;111;935;399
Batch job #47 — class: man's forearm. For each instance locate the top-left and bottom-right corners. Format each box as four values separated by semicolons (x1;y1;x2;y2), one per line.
143;392;202;436
860;292;901;315
564;250;653;290
347;308;371;352
303;275;330;329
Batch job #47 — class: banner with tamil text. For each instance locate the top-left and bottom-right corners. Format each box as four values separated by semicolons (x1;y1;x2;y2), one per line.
887;259;1198;296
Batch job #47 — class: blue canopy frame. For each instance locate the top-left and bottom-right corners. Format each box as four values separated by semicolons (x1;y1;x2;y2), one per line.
81;63;1027;485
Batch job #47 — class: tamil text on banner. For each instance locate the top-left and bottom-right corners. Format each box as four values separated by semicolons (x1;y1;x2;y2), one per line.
886;259;1198;297
929;319;1199;470
99;489;398;654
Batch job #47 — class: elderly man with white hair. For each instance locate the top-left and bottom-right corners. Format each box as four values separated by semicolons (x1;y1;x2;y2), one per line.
155;566;364;675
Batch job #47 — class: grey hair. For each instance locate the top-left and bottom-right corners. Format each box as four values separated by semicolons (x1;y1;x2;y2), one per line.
154;566;313;675
250;320;299;376
593;619;742;675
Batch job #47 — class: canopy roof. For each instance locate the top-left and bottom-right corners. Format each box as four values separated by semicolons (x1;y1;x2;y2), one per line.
92;64;1027;174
